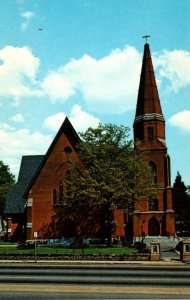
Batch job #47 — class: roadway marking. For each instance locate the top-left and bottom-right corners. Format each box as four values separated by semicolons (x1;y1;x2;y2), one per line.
0;285;190;295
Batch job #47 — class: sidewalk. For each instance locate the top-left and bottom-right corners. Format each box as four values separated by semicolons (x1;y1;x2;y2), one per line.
0;259;187;265
0;284;190;296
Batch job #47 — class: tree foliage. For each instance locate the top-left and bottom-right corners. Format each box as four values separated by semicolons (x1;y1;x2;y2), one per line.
59;123;157;244
0;161;15;216
72;123;157;209
173;171;190;235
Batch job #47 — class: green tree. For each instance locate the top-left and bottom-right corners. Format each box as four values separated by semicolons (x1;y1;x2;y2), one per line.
0;161;15;217
65;123;157;245
173;172;190;235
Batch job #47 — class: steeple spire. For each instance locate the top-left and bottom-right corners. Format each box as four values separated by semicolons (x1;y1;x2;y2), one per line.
133;42;165;143
135;43;163;120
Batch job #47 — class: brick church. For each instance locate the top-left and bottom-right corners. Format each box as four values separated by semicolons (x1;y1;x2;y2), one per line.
5;42;175;242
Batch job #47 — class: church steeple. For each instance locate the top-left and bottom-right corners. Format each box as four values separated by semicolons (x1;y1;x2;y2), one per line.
133;43;165;144
132;41;175;239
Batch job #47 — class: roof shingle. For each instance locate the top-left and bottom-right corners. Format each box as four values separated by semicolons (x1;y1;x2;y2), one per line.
5;155;44;214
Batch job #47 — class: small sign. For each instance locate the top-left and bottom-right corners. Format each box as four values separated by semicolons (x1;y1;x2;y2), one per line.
34;231;38;238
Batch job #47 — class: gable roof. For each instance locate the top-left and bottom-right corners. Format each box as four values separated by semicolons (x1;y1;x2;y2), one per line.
5;155;44;214
5;117;80;215
23;117;80;198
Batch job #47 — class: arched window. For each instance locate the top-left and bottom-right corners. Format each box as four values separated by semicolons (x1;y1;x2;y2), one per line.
148;196;158;211
66;170;72;205
59;180;64;203
148;127;154;142
149;161;157;183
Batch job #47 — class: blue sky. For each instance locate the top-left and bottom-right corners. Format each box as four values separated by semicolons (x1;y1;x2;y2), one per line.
0;0;190;185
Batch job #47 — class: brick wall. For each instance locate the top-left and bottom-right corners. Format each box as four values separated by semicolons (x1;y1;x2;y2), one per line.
27;132;79;240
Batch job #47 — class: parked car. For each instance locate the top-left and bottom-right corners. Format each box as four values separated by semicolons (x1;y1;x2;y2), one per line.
83;238;106;246
47;238;74;247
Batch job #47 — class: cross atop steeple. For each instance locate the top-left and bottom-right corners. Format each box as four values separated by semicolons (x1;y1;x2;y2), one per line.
142;35;150;43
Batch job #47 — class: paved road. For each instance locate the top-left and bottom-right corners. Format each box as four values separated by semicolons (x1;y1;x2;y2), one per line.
0;263;190;299
1;263;190;286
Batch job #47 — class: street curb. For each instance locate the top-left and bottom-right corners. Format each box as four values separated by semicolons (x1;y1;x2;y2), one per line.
0;259;186;266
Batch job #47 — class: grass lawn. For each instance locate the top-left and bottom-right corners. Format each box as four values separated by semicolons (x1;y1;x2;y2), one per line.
0;241;16;245
0;245;137;256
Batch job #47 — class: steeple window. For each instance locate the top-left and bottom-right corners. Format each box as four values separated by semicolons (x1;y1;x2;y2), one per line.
149;161;157;183
148;197;158;211
148;127;154;142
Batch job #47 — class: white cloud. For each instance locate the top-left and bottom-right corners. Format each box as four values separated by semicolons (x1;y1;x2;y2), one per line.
21;10;35;31
154;50;190;92
42;47;190;114
42;46;142;114
0;122;52;177
1;106;99;177
69;104;100;132
168;110;190;133
42;73;75;101
11;113;24;123
21;11;34;19
43;105;100;133
0;46;41;102
43;112;66;132
2;44;190;115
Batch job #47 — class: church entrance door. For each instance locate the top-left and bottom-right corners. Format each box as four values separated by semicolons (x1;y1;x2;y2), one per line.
148;217;160;236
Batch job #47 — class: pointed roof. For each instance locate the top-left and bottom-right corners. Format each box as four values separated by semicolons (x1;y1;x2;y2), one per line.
23;117;80;197
135;43;164;122
5;117;81;214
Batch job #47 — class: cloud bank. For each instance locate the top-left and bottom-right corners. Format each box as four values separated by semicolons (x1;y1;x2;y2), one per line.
43;104;100;133
1;45;190;115
0;46;40;102
155;49;190;92
42;47;142;114
1;105;100;177
0;123;52;177
169;110;190;133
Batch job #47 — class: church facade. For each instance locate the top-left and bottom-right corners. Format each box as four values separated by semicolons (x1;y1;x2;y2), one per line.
5;43;175;242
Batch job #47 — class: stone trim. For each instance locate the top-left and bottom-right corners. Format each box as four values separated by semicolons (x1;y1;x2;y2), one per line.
133;211;164;214
27;198;33;207
134;113;165;123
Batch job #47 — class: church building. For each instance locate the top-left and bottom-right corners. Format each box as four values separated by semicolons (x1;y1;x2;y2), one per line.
5;42;175;242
